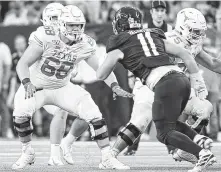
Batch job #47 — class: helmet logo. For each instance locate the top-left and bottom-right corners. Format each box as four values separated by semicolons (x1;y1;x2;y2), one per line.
181;11;193;23
135;11;140;18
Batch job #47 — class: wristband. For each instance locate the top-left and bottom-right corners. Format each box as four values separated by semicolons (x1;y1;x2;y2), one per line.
189;72;200;77
22;78;31;85
111;82;119;89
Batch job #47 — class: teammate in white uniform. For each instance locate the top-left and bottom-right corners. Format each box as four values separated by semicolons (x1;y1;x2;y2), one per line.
39;3;125;167
12;5;132;170
40;3;129;166
164;8;213;163
39;3;90;166
38;3;72;166
96;8;220;172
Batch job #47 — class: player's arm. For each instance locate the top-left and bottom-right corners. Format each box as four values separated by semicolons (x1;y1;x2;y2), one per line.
85;53;118;86
96;49;124;80
163;39;199;74
16;43;43;81
164;39;208;99
70;64;96;84
86;53;133;98
195;50;221;74
16;42;43;99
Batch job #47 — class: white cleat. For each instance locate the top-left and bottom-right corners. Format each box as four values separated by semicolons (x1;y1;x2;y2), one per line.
99;152;130;170
188;149;216;172
60;140;74;165
48;156;64;166
12;147;35;170
194;135;213;149
172;149;198;164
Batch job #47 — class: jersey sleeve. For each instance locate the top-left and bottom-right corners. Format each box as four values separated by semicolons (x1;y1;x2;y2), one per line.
106;33;130;53
28;26;45;48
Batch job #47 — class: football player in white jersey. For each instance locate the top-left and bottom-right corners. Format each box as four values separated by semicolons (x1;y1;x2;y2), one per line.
38;3;89;166
38;2;71;166
40;3;129;166
164;8;215;164
11;5;133;170
95;7;221;172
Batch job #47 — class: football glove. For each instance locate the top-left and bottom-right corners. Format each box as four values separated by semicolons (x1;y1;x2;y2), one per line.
189;72;208;99
24;82;37;99
111;82;134;100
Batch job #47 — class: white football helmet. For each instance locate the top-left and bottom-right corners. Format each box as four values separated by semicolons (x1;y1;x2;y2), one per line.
42;3;64;28
175;8;207;45
59;5;86;42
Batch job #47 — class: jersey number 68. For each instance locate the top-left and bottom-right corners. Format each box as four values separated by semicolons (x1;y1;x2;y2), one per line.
41;57;74;79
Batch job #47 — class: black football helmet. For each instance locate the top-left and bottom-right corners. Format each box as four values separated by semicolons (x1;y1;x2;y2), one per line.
112;6;143;35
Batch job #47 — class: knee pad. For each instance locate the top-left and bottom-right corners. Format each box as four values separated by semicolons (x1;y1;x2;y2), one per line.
13;116;33;137
89;118;108;140
118;123;141;146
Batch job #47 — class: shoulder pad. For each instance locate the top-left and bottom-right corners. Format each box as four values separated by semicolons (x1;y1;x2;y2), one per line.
29;26;45;47
165;30;187;46
106;32;130;53
29;26;56;47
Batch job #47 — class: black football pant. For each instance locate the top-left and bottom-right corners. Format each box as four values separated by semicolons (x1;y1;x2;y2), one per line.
166;116;207;154
152;72;202;157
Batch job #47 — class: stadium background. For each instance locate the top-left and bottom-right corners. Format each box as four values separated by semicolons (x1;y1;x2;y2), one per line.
0;0;221;142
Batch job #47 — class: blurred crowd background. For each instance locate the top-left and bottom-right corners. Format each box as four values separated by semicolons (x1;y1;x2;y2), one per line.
0;0;221;142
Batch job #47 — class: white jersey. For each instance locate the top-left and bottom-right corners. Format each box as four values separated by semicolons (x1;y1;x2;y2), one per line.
29;26;96;89
165;30;202;72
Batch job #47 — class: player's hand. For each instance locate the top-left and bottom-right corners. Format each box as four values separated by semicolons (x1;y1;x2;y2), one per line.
111;83;134;100
195;85;208;99
189;72;208;99
24;82;37;99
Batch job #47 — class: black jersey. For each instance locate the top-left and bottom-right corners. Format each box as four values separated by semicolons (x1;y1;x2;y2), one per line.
106;28;174;81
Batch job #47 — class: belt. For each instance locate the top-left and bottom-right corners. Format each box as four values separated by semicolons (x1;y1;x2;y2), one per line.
141;70;184;87
152;70;184;91
160;70;184;80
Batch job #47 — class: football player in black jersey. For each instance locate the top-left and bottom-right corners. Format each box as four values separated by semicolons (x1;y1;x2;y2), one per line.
96;7;216;171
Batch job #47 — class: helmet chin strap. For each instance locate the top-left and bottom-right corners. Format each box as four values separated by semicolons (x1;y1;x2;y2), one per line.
59;32;82;45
